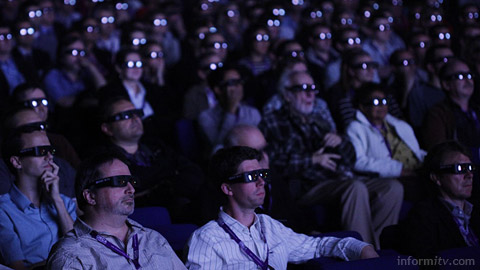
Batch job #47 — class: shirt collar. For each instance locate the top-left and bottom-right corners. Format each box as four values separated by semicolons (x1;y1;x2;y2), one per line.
74;217;146;238
9;184;35;211
441;198;473;218
218;207;260;233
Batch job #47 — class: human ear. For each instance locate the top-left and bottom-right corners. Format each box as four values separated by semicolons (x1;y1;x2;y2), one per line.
83;189;97;205
10;156;22;170
221;183;233;196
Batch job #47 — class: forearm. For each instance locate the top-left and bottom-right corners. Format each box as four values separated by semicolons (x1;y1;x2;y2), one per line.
52;197;74;235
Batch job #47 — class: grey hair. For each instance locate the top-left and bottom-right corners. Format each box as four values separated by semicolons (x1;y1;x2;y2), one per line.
278;70;312;97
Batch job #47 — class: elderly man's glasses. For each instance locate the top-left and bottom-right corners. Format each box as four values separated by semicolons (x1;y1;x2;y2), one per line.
363;98;388;107
19;145;56;157
445;72;474;81
437;163;476;174
287;84;318;93
228;169;270;184
124;60;143;68
106;109;144;122
24;98;48;108
16;121;48;133
352;61;379;70
88;175;137;189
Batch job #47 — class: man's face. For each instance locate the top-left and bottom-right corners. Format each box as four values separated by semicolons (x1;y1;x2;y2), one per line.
311;26;332;52
205;33;228;61
349;54;377;83
121;52;143;82
391;51;416;77
0;26;13;55
39;0;55;26
62;40;85;71
145;43;164;69
252;29;270;55
94;159;135;216
284;73;316;115
434;152;473;203
16;21;35;47
104;100;143;144
228;159;265;210
22;88;49;121
372;18;391;43
409;34;430;63
97;10;116;36
16;131;54;179
219;69;243;102
337;30;361;52
431;48;454;74
432;26;452;47
151;13;168;35
442;62;474;100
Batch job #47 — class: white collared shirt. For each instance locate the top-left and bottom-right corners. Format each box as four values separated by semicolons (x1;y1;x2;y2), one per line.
123;81;154;119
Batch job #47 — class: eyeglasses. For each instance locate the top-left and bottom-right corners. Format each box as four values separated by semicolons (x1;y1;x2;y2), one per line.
310;10;323;19
0;33;13;41
64;0;76;5
363;97;388;107
42;7;54;14
131;38;147;46
18;145;56;157
434;56;453;64
226;9;240;18
466;12;479;20
376;24;391;32
314;32;332;40
16;121;48;133
437;32;451;40
148;51;164;59
286;50;304;58
28;9;43;18
227;169;270;183
87;175;137;189
100;16;115;24
24;98;48;108
445;72;474;81
430;14;443;22
202;62;223;71
343;37;361;45
219;78;243;88
411;40;429;49
267;19;281;27
115;2;129;10
211;42;228;50
66;49;86;57
351;61;379;70
124;60;143;68
106;109;144;122
287;83;318;93
340;18;354;25
85;25;99;33
255;34;270;42
436;163;476;174
153;18;168;26
394;59;415;67
272;8;286;16
19;27;35;36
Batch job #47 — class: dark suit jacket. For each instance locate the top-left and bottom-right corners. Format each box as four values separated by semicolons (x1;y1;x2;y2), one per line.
397;198;480;258
11;47;52;83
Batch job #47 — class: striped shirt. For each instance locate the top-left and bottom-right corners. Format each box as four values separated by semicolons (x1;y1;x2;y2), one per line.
185;209;368;269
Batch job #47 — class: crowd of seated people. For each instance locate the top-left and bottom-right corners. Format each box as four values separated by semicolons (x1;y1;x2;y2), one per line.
0;0;480;269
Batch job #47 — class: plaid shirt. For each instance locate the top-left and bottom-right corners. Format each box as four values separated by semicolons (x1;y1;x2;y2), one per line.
259;104;356;190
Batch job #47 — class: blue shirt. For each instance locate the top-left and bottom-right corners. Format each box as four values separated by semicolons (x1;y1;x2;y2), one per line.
0;185;76;266
43;68;86;103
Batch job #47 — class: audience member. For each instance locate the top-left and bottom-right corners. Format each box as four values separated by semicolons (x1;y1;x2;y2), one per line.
422;59;480;159
185;146;378;269
46;151;186;269
99;97;204;222
237;25;273;77
260;70;403;247
347;83;425;178
198;66;261;152
396;141;480;258
0;131;76;269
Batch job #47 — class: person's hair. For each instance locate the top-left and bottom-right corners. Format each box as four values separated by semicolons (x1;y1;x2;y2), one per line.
75;150;129;211
424;44;452;65
206;64;238;89
209;146;262;188
11;82;45;103
438;58;465;82
98;96;132;123
424;141;472;175
1;130;28;174
353;82;386;108
2;107;37;135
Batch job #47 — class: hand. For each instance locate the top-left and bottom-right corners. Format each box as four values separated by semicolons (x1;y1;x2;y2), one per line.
41;160;60;199
323;133;342;148
312;147;341;171
360;245;379;259
226;88;242;114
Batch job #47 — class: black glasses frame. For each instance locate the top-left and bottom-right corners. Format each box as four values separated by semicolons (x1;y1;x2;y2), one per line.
18;145;56;157
436;163;476;174
87;175;138;189
227;169;270;184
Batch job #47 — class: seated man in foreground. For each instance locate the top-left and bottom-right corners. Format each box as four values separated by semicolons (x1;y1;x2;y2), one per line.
47;151;186;269
185;146;378;269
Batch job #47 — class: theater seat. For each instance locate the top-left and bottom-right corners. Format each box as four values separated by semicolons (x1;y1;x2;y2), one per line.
129;207;198;253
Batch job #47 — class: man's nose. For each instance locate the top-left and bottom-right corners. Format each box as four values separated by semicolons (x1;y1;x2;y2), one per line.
126;182;135;194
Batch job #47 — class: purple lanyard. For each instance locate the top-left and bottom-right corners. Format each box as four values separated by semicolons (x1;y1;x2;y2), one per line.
452;217;479;247
217;219;273;270
90;230;141;269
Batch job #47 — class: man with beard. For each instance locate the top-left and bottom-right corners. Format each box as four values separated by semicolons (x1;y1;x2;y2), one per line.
260;71;403;248
47;151;186;269
185;146;377;269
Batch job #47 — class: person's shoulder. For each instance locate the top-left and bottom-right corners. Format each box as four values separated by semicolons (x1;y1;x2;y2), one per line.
190;220;225;244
